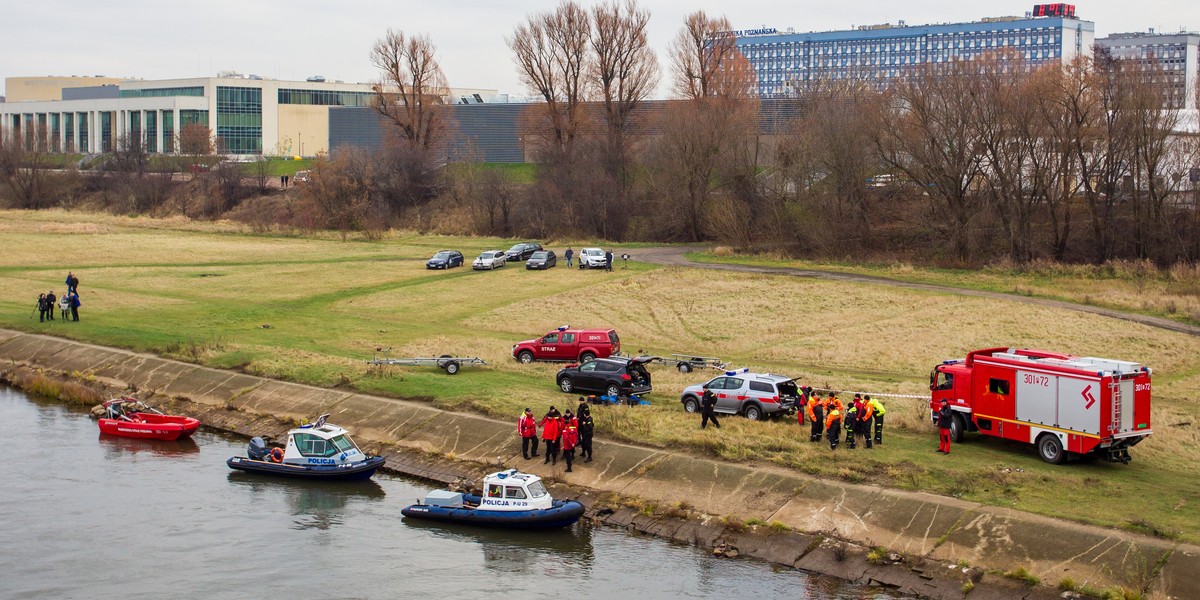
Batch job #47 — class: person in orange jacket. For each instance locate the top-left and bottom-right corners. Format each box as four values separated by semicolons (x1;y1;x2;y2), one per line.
858;397;875;449
825;406;842;450
540;406;563;465
806;393;824;442
561;421;579;472
518;407;539;459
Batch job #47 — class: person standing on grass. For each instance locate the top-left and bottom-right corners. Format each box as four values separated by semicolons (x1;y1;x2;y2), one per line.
604;249;614;271
561;420;579;472
69;290;81;322
868;395;886;445
36;293;47;322
44;291;57;321
564;247;574;268
65;272;79;295
59;292;71;320
858;396;874;449
936;399;953;454
844;398;859;449
700;388;720;429
578;404;594;462
540;406;563;465
518;408;539;459
807;392;824;442
825;405;842;450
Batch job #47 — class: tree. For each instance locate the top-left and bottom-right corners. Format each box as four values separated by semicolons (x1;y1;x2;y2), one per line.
0;123;55;209
509;1;592;152
669;11;753;100
370;29;451;151
178;123;214;179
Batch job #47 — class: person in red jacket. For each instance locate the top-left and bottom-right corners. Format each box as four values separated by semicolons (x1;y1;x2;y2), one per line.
936;399;953;454
561;420;579;472
540;406;563;465
518;408;539;459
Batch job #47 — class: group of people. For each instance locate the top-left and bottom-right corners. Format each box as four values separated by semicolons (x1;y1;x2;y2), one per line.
35;272;81;322
801;391;887;451
518;398;596;472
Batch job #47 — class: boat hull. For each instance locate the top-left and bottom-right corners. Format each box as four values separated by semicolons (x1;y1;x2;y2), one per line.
97;413;200;440
226;455;385;481
401;496;585;529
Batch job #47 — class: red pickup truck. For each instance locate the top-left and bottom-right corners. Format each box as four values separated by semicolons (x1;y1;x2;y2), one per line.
512;326;620;363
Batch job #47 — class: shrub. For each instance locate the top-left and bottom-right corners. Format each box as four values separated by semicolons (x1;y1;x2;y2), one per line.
1003;566;1040;585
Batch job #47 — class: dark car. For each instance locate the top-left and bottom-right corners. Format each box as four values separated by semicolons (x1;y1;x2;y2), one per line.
426;250;464;269
555;357;654;398
525;250;557;270
504;242;542;262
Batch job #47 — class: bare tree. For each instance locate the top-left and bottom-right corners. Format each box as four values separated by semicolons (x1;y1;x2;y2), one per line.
0;123;56;209
371;29;451;151
178;123;214;179
669;11;754;100
509;1;592;151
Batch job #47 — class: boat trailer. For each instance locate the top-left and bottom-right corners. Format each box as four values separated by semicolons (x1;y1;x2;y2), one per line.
668;353;728;373
368;354;487;375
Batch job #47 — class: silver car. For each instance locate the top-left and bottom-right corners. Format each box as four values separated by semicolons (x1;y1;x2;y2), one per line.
578;247;607;269
473;250;507;270
679;369;800;421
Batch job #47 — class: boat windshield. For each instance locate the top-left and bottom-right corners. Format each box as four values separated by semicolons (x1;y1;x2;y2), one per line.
527;480;548;498
331;434;358;452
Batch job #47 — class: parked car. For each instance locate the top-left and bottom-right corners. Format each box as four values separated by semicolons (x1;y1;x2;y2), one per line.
293;170;311;183
512;327;620;363
426;250;464;269
679;369;801;421
556;357;654;398
525;250;557;270
472;250;507;270
504;242;543;262
578;247;607;269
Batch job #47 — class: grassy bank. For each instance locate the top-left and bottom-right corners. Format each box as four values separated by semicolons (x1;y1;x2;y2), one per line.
2;209;1199;542
688;251;1200;326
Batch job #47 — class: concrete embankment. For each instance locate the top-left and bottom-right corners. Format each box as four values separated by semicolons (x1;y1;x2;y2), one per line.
2;327;1195;599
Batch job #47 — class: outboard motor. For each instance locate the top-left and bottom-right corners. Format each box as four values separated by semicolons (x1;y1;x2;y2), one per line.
247;437;269;460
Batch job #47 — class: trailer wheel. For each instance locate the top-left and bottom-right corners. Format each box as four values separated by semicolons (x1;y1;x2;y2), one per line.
683;397;699;413
518;350;534;364
949;414;966;443
443;361;460;375
677;362;692;374
559;377;574;393
744;404;763;421
1037;433;1066;465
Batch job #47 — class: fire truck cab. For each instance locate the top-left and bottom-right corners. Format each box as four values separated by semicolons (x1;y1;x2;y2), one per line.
930;348;1152;464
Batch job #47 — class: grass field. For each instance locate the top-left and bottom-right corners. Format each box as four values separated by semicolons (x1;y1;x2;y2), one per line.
3;209;1199;542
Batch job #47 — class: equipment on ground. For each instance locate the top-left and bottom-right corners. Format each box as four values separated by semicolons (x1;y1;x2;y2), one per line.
369;354;487;375
930;348;1152;465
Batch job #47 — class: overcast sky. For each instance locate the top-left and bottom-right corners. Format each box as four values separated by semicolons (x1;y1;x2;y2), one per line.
3;1;1198;99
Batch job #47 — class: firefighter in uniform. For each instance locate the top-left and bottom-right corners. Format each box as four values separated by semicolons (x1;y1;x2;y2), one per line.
807;392;824;442
858;396;874;449
825;406;842;450
844;398;859;449
867;395;886;444
561;420;579;472
578;405;595;462
936;399;953;454
518;408;539;459
540;406;563;465
700;388;720;429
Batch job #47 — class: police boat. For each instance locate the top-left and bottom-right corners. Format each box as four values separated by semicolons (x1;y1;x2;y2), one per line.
226;414;385;481
401;469;585;529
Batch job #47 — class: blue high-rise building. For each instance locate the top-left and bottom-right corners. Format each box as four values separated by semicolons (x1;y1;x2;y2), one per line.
735;10;1095;97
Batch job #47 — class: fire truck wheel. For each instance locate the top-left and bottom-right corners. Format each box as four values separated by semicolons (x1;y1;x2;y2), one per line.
949;414;966;443
1037;434;1066;464
580;352;596;363
518;350;534;364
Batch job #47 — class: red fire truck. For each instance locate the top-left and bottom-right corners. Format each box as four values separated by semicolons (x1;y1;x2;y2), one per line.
929;348;1152;464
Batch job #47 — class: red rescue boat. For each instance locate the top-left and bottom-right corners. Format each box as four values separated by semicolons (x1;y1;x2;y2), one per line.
97;398;200;441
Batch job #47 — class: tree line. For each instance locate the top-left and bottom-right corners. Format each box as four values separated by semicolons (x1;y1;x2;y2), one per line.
3;1;1198;266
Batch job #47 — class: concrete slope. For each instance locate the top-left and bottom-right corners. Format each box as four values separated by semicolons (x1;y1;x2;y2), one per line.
1;328;1194;598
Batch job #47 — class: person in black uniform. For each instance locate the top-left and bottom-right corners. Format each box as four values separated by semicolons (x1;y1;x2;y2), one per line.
700;388;720;429
578;405;595;462
45;291;57;321
36;293;47;322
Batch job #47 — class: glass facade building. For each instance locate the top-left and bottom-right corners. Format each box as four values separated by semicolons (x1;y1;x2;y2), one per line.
216;86;262;154
737;16;1095;97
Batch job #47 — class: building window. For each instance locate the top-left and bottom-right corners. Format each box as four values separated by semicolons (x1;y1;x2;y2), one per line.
216;86;262;154
119;86;204;98
162;111;174;154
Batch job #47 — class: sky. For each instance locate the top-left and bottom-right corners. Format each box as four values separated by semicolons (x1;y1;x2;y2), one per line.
2;0;1199;99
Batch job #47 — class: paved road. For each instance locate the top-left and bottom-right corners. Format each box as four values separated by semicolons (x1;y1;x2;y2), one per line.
633;245;1200;337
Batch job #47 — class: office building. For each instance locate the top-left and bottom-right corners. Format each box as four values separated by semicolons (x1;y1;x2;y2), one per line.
1096;31;1200;109
735;5;1095;96
0;75;497;156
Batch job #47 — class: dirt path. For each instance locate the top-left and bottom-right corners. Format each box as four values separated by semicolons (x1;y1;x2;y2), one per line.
633;246;1200;337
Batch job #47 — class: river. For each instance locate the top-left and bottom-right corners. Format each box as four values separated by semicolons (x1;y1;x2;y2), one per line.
0;386;899;599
